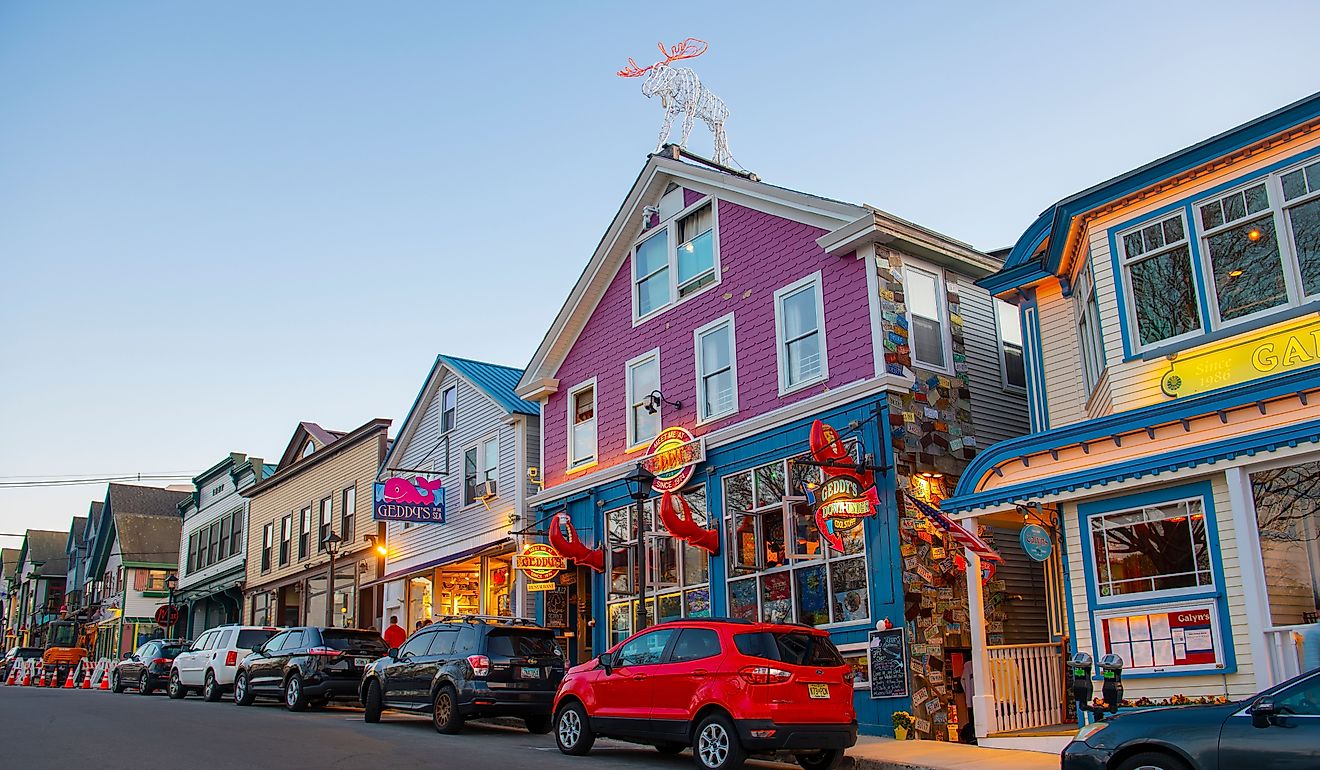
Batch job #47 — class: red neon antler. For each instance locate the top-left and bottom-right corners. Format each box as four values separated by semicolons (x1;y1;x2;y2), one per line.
660;38;708;64
617;56;653;78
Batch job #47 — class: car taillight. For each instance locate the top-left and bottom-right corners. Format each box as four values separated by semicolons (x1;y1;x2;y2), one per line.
467;655;490;678
306;647;342;657
843;670;855;685
738;665;792;685
151;658;171;666
225;651;237;666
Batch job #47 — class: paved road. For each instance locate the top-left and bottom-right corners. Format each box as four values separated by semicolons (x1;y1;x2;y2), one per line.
0;686;796;770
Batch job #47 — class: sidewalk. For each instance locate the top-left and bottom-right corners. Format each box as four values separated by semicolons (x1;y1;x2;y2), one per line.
845;736;1060;770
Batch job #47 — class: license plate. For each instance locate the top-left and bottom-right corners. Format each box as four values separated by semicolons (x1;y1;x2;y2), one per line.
354;657;373;667
807;683;830;699
518;666;541;679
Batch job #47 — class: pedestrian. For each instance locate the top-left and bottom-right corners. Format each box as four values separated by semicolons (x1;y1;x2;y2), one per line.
383;615;406;649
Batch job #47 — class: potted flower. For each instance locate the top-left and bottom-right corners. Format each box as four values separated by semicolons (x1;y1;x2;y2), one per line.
891;710;915;740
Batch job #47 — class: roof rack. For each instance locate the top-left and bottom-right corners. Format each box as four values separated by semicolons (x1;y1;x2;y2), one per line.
657;616;754;626
432;614;541;627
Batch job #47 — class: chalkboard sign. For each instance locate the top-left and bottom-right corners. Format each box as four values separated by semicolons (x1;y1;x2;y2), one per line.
545;588;569;629
868;628;908;699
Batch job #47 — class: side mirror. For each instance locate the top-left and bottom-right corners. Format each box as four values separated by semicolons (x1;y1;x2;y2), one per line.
598;652;614;675
121;653;132;661
1251;696;1278;729
388;647;399;659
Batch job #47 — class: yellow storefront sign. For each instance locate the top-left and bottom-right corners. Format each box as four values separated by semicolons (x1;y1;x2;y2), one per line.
1161;317;1320;398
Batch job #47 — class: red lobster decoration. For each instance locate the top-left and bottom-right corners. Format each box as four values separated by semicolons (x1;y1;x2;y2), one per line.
657;491;720;555
806;420;878;553
548;510;603;573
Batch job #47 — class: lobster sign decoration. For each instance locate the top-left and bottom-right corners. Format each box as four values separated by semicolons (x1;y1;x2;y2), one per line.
804;420;878;553
658;490;720;555
618;38;732;166
548;510;604;573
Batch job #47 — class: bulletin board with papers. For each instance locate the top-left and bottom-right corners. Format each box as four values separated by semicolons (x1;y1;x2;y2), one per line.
1097;602;1222;672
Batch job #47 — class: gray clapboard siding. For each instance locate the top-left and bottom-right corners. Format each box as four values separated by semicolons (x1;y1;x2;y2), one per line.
957;277;1030;447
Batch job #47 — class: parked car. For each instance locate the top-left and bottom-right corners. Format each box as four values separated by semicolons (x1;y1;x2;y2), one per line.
1061;668;1320;770
169;625;281;701
111;639;190;695
1;647;44;680
360;614;565;734
552;618;856;770
233;626;388;711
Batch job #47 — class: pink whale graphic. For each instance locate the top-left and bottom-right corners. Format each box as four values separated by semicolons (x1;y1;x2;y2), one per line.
383;476;444;506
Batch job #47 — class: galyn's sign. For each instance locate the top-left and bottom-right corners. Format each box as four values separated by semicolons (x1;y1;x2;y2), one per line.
1160;316;1320;398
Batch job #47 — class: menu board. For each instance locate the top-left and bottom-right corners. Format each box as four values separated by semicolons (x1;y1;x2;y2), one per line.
1098;604;1220;672
545;588;569;629
868;628;909;699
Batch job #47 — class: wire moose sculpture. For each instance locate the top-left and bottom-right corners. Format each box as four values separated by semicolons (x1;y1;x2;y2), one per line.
618;38;731;166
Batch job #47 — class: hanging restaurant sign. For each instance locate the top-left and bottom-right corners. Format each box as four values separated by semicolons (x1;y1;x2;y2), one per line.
1019;524;1053;562
641;426;705;492
548;511;605;572
1160;316;1320;398
372;476;446;523
515;543;568;582
804;420;878;553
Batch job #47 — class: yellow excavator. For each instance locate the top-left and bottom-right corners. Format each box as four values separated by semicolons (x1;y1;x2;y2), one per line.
42;620;89;684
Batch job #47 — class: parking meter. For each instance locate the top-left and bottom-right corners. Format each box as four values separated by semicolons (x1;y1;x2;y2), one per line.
1097;653;1124;716
1069;652;1094;716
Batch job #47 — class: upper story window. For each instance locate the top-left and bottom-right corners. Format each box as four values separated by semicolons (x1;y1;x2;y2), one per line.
568;380;596;470
632;195;720;321
1073;263;1104;393
318;497;332;551
1280;159;1320;296
440;386;457;433
301;440;315;459
695;314;738;422
279;515;291;567
994;298;1027;391
341;486;356;541
774;272;828;394
298;506;311;560
463;435;499;506
261;522;273;572
626;349;661;448
1118;212;1202;348
904;262;951;371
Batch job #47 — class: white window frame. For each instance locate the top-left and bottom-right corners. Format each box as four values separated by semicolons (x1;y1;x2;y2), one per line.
631;195;722;325
993;297;1027;394
902;259;953;374
773;271;829;396
625;348;662;450
1088;496;1215;605
1116;210;1203;353
1072;262;1105;394
694;313;739;424
565;378;598;472
440;385;457;434
463;433;500;508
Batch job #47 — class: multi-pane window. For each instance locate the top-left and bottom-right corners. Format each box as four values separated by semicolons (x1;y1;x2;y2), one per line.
229;510;242;559
994;298;1027;390
261;523;273;572
775;274;826;392
145;569;168;592
1281;158;1320;296
279;515;292;566
218;514;230;559
1200;182;1287;322
1073;263;1104;393
569;383;596;469
905;263;949;370
440;386;457;434
318;497;332;551
696;315;737;421
626;350;661;448
605;486;712;645
341;486;356;540
208;519;221;564
632;195;720;320
187;532;199;574
723;450;870;627
464;437;499;506
298;507;311;560
1118;212;1202;347
1089;498;1212;599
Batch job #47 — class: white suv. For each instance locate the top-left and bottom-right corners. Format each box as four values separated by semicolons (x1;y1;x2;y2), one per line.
169;625;281;701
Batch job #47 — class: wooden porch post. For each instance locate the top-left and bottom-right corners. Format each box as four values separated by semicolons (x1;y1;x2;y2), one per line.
963;519;997;739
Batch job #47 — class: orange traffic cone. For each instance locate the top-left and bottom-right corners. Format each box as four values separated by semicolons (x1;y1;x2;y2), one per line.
4;666;15;686
20;663;32;687
98;666;109;690
81;665;92;689
36;669;45;687
63;667;76;688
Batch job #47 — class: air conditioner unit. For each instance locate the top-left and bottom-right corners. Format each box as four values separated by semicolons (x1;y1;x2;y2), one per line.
477;480;498;501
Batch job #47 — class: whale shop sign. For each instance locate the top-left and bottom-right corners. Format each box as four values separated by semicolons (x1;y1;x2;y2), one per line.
373;476;446;523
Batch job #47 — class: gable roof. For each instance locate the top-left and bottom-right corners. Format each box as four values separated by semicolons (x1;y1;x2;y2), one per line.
65;517;88;554
1;548;19;582
89;483;189;577
245;418;391;499
276;422;342;470
113;513;181;566
984;90;1320;296
516;148;870;399
23;529;70;577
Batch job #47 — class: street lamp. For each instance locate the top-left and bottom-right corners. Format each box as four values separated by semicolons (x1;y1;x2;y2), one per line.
165;573;179;639
322;531;343;627
623;463;656;633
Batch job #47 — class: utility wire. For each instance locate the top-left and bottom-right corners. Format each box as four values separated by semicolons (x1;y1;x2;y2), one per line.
0;473;196;490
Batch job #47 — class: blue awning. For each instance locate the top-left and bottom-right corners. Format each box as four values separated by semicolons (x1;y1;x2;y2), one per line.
359;537;511;589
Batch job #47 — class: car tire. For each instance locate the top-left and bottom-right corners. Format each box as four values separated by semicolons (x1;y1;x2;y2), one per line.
203;671;222;703
111;671;125;694
168;671;186;699
555;701;595;756
431;686;464;734
233;671;255;706
284;672;308;712
363;679;383;724
796;749;845;770
692;713;747;770
1115;752;1191;770
524;715;553;734
655;742;686;755
138;675;153;696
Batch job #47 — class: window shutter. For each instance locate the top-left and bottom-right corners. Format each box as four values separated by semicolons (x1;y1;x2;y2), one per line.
133;569;148;591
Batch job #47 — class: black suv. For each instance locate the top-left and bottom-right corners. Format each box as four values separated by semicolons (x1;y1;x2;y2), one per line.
233;626;388;711
360;615;565;734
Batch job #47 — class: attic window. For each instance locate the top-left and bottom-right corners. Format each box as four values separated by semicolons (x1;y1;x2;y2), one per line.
632;194;721;322
301;440;315;458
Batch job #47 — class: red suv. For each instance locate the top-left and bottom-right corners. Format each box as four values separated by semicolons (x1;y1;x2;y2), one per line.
552;618;856;770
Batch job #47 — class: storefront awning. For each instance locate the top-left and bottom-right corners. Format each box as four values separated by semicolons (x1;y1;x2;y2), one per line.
905;492;1002;563
360;537;511;590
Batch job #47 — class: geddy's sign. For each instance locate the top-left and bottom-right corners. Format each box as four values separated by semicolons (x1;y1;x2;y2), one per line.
373;476;445;523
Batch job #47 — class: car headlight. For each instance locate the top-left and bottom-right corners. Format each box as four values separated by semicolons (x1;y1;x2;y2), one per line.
1074;721;1108;743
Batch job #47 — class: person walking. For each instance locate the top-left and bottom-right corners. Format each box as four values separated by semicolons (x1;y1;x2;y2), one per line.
383;615;406;650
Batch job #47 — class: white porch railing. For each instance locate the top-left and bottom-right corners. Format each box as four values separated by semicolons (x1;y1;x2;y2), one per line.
987;642;1067;733
1262;625;1308;687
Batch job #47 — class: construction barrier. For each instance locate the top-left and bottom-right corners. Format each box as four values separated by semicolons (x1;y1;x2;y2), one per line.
21;660;32;686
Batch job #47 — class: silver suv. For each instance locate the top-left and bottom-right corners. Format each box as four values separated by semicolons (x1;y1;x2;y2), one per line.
169;625;282;701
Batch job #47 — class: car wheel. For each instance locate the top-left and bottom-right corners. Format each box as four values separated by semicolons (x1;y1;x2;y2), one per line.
524;715;552;734
363;679;383;724
138;674;153;696
555;701;595;756
431;686;464;734
111;671;125;694
284;672;308;712
233;671;255;706
655;742;686;755
796;749;845;770
1115;752;1191;770
203;671;221;703
168;671;186;699
692;713;747;770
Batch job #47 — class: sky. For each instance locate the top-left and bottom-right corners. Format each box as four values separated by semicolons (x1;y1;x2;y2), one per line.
2;1;1318;546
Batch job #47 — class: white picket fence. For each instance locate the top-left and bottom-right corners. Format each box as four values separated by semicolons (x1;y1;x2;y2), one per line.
1262;625;1308;687
987;642;1068;733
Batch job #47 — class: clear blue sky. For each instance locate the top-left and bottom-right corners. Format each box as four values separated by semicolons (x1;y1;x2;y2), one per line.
2;1;1318;543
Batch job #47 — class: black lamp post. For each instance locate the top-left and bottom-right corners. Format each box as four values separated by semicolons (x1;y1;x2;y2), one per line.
165;573;179;639
323;531;343;627
623;463;656;633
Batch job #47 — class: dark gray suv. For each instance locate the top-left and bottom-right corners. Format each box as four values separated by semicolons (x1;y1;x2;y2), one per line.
360;615;565;734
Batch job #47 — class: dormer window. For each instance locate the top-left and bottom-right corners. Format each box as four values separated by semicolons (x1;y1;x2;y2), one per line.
632;195;720;321
301;440;315;458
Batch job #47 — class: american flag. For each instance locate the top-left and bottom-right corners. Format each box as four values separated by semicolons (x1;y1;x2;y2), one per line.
904;491;1002;563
